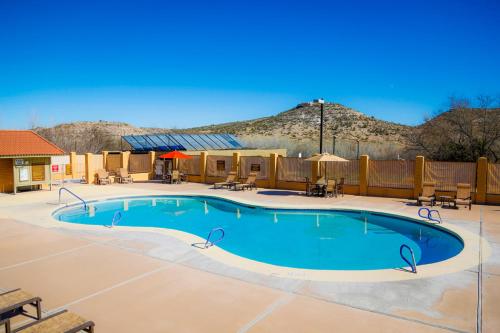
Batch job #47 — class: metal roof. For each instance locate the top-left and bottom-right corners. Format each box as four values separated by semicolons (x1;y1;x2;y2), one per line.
122;133;245;152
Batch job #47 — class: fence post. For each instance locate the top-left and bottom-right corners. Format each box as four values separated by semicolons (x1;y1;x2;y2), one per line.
120;151;130;170
69;152;77;179
102;151;108;170
476;157;488;204
85;153;93;184
232;152;240;175
414;156;425;199
269;153;278;189
200;151;207;183
359;155;369;195
148;151;156;179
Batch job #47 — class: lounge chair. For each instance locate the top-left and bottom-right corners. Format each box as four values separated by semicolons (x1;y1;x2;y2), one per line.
213;171;237;189
234;172;257;191
96;169;110;185
4;309;94;333
417;182;436;206
453;183;472;210
325;179;337;197
116;168;133;184
0;289;42;328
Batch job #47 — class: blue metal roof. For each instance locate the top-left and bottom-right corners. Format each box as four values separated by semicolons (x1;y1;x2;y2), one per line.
122;133;245;152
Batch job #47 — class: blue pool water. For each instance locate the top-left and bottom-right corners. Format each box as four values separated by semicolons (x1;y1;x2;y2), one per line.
54;196;464;270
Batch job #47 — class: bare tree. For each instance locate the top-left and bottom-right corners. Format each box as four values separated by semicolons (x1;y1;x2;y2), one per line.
28;110;40;129
407;95;500;162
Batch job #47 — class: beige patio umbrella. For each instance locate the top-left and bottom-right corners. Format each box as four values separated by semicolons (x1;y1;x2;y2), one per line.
305;153;348;180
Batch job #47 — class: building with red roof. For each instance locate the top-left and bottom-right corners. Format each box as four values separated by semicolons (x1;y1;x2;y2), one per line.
0;130;65;193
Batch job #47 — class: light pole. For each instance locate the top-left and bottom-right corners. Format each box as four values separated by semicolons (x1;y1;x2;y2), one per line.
318;98;325;153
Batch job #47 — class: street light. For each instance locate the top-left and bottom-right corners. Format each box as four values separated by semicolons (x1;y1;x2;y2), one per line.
317;98;325;153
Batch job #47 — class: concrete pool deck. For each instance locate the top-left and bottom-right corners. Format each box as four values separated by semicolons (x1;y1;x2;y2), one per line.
0;182;499;332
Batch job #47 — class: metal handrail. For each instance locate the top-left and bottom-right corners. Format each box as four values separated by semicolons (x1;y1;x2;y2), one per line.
418;207;441;224
204;227;225;248
428;210;442;223
400;244;417;273
59;188;87;210
105;211;122;228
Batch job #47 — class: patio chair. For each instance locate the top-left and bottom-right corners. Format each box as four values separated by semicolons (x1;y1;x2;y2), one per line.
0;289;41;329
309;177;326;196
116;168;133;184
171;170;181;184
234;172;257;191
336;177;345;197
453;183;472;210
417;182;436;206
213;171;237;189
3;309;94;333
96;169;110;185
325;179;337;198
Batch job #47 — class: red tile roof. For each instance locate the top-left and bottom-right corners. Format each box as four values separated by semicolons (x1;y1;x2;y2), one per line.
0;130;65;156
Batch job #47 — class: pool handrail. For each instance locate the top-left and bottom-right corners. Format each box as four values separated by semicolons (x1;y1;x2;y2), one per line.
59;188;87;211
204;227;225;248
418;207;441;224
400;244;417;273
105;211;122;228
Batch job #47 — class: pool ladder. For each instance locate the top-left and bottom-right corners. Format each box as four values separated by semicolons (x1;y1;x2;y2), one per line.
418;207;442;224
105;211;122;228
400;244;417;273
204;227;225;248
59;188;87;211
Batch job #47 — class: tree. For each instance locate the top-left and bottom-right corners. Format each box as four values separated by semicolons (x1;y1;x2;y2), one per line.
408;96;500;162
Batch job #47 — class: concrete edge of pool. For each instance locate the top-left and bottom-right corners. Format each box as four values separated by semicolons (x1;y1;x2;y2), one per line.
50;192;491;283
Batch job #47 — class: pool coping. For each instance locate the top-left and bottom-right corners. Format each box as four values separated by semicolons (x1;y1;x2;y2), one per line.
50;191;490;282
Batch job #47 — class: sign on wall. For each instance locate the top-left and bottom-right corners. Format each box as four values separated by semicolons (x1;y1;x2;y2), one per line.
14;159;29;167
19;167;29;182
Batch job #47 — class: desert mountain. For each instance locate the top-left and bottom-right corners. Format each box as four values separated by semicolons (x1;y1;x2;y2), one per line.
34;102;411;156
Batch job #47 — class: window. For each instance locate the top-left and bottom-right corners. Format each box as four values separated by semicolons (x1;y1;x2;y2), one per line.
250;164;261;172
216;160;225;171
31;164;45;181
19;167;29;182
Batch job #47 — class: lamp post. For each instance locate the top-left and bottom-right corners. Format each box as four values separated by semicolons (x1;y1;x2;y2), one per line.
317;98;325;153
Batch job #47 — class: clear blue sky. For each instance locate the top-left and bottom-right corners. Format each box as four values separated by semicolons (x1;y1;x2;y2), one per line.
0;0;499;129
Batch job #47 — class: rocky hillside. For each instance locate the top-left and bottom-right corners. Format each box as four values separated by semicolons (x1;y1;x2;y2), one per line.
180;102;409;144
33;102;411;154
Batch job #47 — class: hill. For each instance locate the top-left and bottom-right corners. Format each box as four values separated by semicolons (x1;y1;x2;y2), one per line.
179;102;409;144
33;102;411;157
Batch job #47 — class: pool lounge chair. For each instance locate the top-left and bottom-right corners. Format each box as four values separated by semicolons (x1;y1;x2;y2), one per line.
0;289;42;328
116;168;133;184
4;310;94;333
234;172;257;191
417;182;436;206
96;169;110;185
213;171;237;189
453;183;472;210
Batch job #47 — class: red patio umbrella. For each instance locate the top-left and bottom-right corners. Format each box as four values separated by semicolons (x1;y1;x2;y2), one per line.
158;151;193;159
158;151;192;178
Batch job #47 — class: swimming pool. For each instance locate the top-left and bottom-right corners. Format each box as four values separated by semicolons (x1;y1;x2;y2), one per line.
54;196;464;271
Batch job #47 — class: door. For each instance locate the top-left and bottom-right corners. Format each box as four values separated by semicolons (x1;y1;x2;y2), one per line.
0;159;14;193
